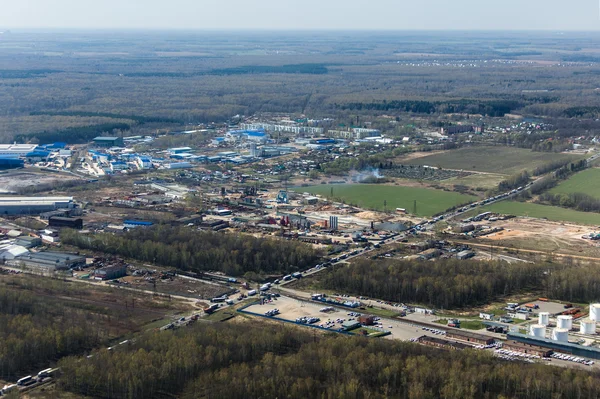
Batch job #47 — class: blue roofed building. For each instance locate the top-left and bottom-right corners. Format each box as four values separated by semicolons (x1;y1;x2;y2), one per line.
123;220;154;229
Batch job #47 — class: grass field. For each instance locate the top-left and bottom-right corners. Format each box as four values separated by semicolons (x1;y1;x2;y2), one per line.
475;201;600;226
405;147;581;175
301;184;476;217
549;168;600;199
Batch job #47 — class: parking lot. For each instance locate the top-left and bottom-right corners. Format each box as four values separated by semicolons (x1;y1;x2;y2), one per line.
243;295;448;341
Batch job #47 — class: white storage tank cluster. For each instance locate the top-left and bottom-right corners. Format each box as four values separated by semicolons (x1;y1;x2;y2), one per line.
580;319;596;335
552;328;569;342
529;324;546;338
538;312;550;326
557;315;573;330
590;304;600;321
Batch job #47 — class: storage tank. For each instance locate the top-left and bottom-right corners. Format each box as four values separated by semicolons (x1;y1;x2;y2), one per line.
529;324;546;338
552;328;569;342
538;312;550;326
580;319;596;335
557;315;573;330
590;304;600;321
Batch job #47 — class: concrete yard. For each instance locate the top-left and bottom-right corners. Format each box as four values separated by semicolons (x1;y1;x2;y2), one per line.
244;295;446;342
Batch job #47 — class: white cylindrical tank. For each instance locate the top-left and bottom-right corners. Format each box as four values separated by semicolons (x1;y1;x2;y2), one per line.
590;304;600;321
538;312;550;326
580;319;596;335
557;315;573;330
529;324;546;338
552;328;569;342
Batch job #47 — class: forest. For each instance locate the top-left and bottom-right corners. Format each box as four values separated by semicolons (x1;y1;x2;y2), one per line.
313;258;600;309
2;31;600;140
57;322;600;399
339;99;522;117
60;226;321;278
0;274;177;380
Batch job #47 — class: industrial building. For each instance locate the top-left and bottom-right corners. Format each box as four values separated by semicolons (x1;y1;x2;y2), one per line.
48;216;84;229
92;136;124;147
0;144;39;157
93;264;127;280
503;340;552;358
123;220;154;229
446;330;495;345
508;332;600;360
8;251;86;272
0;196;74;215
418;336;470;351
0;158;24;170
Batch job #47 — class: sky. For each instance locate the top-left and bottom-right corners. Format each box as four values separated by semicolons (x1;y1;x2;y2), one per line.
2;0;600;31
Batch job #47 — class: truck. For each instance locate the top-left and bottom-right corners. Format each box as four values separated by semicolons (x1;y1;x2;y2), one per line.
203;304;219;314
247;289;257;296
17;376;33;386
1;384;17;395
37;368;53;380
210;295;228;303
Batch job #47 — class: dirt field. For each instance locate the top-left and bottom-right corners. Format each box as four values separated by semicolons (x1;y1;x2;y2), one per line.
0;171;81;193
471;217;600;258
119;275;230;300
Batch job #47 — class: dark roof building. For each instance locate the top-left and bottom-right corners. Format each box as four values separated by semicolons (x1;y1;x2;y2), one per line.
446;330;495;345
48;216;83;229
418;336;470;351
92;137;124;147
94;264;127;280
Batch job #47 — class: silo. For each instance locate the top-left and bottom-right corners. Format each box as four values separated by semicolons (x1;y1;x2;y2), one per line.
529;324;546;338
557;315;573;330
552;328;569;342
580;319;596;335
538;312;550;326
590;304;600;321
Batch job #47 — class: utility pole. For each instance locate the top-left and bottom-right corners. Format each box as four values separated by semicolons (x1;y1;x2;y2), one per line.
413;200;417;215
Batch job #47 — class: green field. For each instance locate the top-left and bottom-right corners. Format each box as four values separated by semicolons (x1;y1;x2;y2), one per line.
405;147;581;175
300;184;476;217
475;201;600;226
549;168;600;199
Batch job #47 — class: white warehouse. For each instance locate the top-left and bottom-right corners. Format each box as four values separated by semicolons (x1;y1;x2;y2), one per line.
0;144;39;157
0;196;74;215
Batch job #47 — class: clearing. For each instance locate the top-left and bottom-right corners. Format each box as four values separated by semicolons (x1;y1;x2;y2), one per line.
404;147;581;175
301;184;476;217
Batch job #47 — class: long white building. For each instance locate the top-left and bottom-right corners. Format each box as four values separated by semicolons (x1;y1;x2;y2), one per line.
0;196;74;215
0;144;38;157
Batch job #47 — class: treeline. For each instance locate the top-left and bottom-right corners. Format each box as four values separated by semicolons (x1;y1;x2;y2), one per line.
15;122;131;144
498;171;529;192
57;323;600;399
125;64;329;78
321;259;547;309
319;258;600;308
518;160;587;200
211;63;329;75
532;159;573;176
538;192;600;213
563;106;600;118
30;111;180;124
338;99;522;117
0;69;61;79
61;226;321;278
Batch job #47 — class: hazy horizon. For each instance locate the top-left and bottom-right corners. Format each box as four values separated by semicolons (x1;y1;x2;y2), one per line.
2;0;600;31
